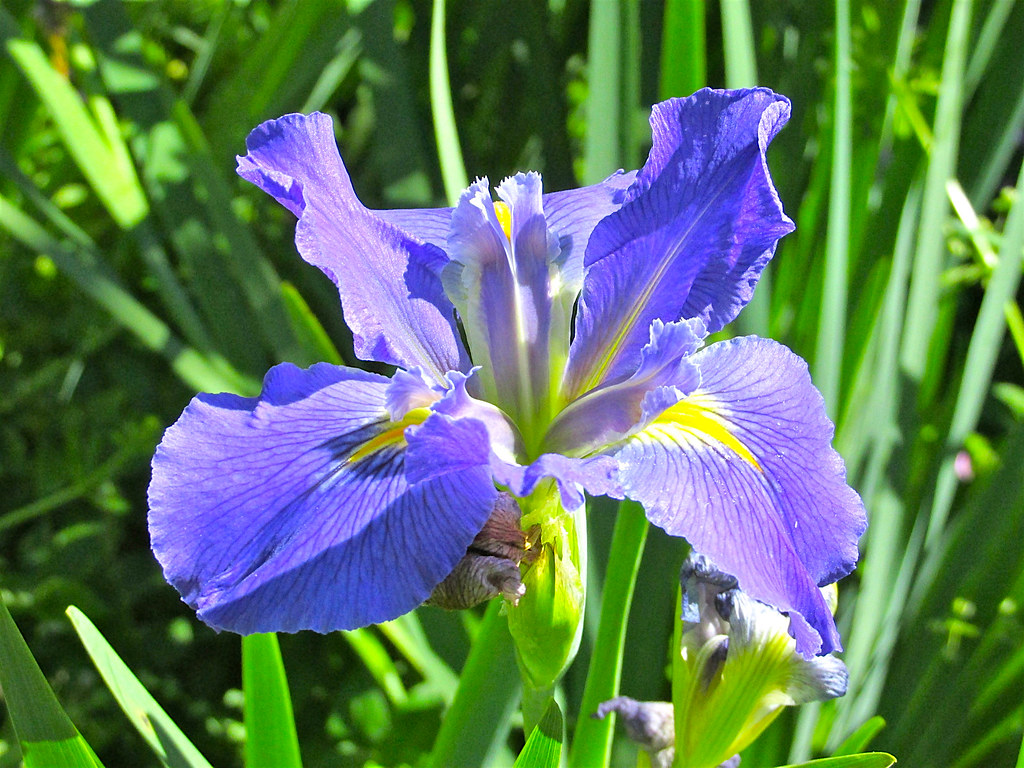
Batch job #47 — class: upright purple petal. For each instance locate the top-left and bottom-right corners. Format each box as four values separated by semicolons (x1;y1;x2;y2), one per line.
148;363;497;633
543;318;704;456
563;89;794;399
443;174;563;433
376;207;452;253
237;113;465;382
542;169;637;295
615;337;866;655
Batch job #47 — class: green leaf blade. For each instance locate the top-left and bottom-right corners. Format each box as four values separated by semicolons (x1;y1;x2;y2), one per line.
242;633;303;768
776;753;896;768
65;606;212;768
514;698;564;768
0;597;104;768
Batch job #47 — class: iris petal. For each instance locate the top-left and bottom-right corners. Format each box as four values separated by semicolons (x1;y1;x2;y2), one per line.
541;169;637;296
443;174;562;435
615;337;866;655
543;318;704;456
236;113;465;383
564;88;794;399
148;362;497;634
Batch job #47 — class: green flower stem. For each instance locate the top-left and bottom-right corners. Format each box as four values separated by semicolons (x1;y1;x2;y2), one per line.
568;500;649;768
428;601;521;768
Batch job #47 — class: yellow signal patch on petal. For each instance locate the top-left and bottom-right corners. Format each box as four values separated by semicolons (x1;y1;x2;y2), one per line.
346;407;430;464
646;395;762;472
493;201;513;241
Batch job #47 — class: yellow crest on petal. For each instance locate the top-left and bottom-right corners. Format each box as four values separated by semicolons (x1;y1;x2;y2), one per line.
346;407;430;464
647;395;762;472
493;200;513;241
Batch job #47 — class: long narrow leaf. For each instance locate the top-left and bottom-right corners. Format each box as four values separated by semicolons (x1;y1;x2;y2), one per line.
0;599;103;768
583;0;622;184
776;754;896;768
569;501;648;768
514;698;563;768
899;0;972;383
0;9;147;228
429;0;467;204
242;634;302;768
659;0;705;100
918;158;1024;556
66;607;212;768
813;0;853;416
428;601;520;768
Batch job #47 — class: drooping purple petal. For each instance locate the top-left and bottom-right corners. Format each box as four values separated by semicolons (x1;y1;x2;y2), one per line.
148;362;497;634
563;89;794;399
543;318;704;456
237;113;465;382
615;337;866;655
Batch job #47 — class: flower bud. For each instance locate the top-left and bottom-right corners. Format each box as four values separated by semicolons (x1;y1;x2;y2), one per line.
505;488;586;689
597;554;848;768
671;553;848;768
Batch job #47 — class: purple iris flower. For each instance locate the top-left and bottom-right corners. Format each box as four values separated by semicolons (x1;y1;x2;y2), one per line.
148;88;866;656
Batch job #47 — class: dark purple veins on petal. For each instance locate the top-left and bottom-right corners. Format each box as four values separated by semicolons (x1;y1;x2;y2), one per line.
564;88;795;399
148;362;497;634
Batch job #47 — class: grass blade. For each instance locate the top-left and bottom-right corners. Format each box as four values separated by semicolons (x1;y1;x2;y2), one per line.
428;601;520;768
813;0;852;416
777;755;896;768
515;698;563;768
342;627;409;708
583;0;622;184
917;158;1024;567
242;634;302;768
569;501;648;768
720;0;758;88
430;0;467;204
0;9;147;229
66;607;213;768
659;0;705;100
0;598;104;768
281;282;344;367
377;613;458;704
899;0;972;383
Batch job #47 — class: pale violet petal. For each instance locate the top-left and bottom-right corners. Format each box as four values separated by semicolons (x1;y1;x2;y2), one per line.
237;113;465;382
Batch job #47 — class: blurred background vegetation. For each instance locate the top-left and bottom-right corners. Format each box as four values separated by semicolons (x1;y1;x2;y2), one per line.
1;0;1023;766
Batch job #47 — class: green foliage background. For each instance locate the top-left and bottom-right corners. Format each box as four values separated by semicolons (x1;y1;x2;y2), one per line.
1;0;1022;766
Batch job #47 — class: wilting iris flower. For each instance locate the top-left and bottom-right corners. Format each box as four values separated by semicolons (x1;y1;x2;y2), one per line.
148;88;865;657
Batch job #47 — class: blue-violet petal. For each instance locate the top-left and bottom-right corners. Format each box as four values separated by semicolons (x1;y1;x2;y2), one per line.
564;88;794;399
237;113;465;382
615;337;866;655
148;363;497;634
